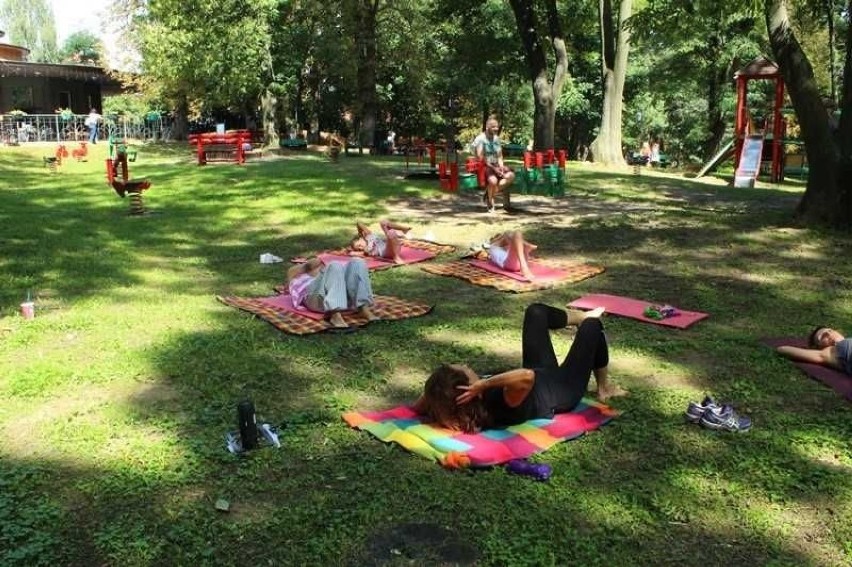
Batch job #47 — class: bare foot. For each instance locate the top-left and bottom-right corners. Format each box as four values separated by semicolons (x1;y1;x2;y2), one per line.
359;306;381;321
596;384;628;402
522;271;536;282
328;312;348;328
585;306;605;319
393;256;405;265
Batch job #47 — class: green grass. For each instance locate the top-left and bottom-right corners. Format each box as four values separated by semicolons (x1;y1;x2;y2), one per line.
1;144;850;566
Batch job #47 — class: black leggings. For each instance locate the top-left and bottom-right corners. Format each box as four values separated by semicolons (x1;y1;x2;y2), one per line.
521;303;609;410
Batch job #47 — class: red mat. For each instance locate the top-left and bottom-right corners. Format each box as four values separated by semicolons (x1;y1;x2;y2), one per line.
761;337;852;401
258;294;337;320
568;293;708;329
218;294;433;335
469;258;573;283
293;239;456;271
318;245;437;270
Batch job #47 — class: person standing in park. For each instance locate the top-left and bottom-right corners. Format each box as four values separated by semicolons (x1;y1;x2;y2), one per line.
474;116;515;213
85;108;102;144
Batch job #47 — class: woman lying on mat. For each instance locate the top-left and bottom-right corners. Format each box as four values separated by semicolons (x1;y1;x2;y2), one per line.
413;303;627;432
484;230;537;282
348;220;411;264
286;257;380;329
777;326;852;375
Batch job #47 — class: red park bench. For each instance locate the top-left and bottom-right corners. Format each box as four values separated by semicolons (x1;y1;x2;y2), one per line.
188;130;263;165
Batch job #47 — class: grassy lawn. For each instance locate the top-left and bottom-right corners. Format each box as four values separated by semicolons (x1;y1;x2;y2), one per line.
1;143;850;567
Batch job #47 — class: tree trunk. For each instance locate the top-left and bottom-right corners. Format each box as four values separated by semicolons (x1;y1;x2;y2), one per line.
261;88;279;147
509;0;568;150
173;95;189;141
765;0;850;226
590;0;632;164
354;0;380;152
702;65;729;158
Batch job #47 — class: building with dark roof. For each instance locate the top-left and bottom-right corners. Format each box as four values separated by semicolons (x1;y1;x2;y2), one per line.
0;29;122;114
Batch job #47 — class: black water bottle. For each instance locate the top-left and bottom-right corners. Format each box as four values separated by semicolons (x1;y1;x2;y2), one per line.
237;400;258;451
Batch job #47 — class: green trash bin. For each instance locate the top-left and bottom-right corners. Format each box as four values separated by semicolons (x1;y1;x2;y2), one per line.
459;173;479;191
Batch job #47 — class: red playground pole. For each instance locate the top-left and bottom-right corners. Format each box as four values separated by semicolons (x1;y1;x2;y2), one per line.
449;162;459;192
428;144;437;169
557;149;567;168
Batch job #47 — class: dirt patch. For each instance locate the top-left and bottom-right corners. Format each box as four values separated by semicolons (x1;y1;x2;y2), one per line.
352;522;478;567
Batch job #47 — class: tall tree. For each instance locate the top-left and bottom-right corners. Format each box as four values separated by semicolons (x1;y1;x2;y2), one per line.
508;0;569;149
590;0;633;164
59;31;103;65
765;0;851;226
628;0;763;160
130;0;277;139
0;0;59;62
346;0;383;150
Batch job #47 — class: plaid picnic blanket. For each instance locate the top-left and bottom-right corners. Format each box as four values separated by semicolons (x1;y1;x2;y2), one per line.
420;257;604;293
343;397;619;468
218;294;433;335
292;239;457;270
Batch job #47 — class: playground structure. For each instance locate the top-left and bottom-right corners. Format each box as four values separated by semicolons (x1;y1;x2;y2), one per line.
698;57;806;183
42;144;69;172
403;141;448;179
71;141;89;161
107;143;151;215
108;136;138;162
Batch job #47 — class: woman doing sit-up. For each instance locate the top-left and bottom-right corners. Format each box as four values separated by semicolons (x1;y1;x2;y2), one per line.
286;257;379;329
485;230;537;282
413;303;627;432
777;326;852;375
349;220;411;264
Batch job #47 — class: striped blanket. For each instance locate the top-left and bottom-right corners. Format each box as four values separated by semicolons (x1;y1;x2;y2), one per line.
343;398;618;468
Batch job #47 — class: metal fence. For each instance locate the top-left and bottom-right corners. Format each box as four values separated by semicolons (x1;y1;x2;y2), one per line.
0;114;175;144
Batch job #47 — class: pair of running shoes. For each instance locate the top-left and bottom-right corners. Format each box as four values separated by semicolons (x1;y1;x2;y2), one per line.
685;396;752;432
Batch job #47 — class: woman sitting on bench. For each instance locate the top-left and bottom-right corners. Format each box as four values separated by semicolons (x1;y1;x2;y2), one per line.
286;257;379;329
348;220;411;264
777;326;852;375
413;303;627;432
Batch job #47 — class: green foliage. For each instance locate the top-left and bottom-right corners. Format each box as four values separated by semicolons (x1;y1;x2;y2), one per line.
102;93;155;120
59;30;103;65
133;0;278;115
0;0;59;62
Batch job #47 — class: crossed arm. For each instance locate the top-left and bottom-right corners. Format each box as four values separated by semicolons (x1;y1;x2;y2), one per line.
455;369;535;407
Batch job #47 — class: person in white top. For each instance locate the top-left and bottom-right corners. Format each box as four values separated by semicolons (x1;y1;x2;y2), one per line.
85;108;102;144
473;116;515;213
348;220;411;264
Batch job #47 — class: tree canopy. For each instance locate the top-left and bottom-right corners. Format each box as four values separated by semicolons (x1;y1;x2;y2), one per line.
100;0;849;226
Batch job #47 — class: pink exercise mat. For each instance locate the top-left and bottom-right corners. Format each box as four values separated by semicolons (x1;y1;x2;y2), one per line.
468;258;574;283
568;293;708;329
761;337;852;401
318;246;437;270
257;293;349;320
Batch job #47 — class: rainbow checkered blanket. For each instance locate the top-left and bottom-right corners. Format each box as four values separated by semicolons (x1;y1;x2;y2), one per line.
343;398;618;468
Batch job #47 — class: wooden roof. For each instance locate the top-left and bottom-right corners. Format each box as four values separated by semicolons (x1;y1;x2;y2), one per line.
734;56;781;80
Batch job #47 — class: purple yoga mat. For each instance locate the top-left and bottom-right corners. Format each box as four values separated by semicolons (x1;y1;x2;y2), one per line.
762;337;852;401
